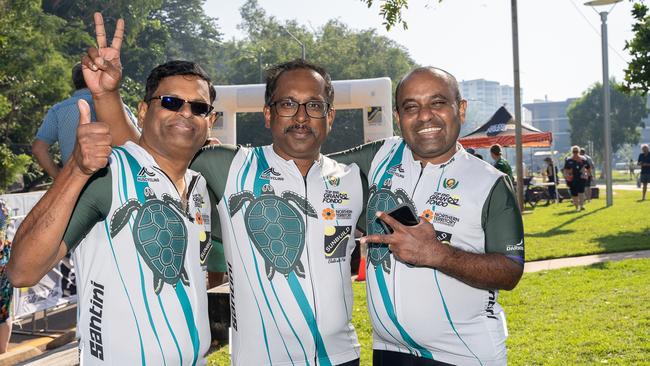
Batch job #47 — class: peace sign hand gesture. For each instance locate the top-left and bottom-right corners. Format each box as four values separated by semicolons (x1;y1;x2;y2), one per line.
81;12;124;97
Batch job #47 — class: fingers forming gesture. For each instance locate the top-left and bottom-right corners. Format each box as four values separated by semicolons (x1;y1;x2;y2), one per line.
81;12;125;96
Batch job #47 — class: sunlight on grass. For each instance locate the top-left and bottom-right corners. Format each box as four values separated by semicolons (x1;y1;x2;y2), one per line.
523;190;650;261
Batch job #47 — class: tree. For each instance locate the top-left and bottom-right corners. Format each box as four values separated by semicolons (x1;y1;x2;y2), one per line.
567;81;648;163
360;0;442;30
229;0;417;151
623;1;650;93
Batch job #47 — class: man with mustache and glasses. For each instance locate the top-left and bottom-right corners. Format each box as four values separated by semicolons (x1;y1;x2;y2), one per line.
68;13;365;363
8;14;216;364
332;67;524;366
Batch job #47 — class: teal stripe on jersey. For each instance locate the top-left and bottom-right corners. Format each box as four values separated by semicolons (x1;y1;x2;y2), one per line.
117;148;168;363
106;151;146;364
268;282;309;364
374;266;433;359
430;166;482;365
232;151;273;364
175;285;200;366
157;295;184;365
433;271;483;365
248;148;301;363
136;256;168;366
287;273;332;366
103;219;146;365
114;146;147;203
371;140;404;185
253;147;268;196
370;141;433;359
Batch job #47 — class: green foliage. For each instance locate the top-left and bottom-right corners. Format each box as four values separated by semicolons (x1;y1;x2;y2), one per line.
623;2;650;93
567;81;648;163
0;143;32;193
225;0;416;149
0;0;75;144
360;0;443;31
523;190;650;261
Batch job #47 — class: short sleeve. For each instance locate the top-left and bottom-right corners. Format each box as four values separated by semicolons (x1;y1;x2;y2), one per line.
62;167;112;251
35;109;59;145
481;176;524;265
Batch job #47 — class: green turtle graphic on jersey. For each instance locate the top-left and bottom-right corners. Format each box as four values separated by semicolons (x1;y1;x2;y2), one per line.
229;184;317;280
110;187;190;294
367;179;416;274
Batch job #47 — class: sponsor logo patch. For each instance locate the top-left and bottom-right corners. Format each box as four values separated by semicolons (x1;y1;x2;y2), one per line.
324;225;352;262
137;167;160;183
443;178;459;190
387;164;405;178
432;212;460;227
192;193;205;208
436;230;453;244
260;167;284;181
322;189;349;204
506;239;524;252
326;175;340;187
322;208;335;220
426;192;461;207
88;281;105;360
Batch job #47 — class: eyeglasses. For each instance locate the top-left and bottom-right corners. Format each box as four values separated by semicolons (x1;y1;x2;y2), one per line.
269;99;330;119
147;95;214;117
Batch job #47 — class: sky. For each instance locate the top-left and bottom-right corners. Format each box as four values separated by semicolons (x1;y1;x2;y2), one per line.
203;0;636;104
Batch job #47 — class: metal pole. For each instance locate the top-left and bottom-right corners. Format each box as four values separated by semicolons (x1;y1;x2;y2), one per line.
283;27;306;60
511;0;524;210
600;11;613;206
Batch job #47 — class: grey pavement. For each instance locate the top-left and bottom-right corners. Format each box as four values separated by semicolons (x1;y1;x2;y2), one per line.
524;249;650;273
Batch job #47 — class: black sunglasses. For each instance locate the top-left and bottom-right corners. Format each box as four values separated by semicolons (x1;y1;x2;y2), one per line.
148;95;214;117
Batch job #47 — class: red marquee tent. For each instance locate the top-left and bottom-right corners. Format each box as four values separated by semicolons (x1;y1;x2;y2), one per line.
459;106;552;148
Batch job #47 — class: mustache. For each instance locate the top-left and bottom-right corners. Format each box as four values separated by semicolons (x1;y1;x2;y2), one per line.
283;124;313;134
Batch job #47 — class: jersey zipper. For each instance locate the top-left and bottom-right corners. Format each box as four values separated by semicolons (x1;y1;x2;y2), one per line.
152;166;197;219
302;169;319;365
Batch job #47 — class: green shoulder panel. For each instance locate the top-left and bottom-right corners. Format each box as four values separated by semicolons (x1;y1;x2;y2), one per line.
63;167;112;252
481;176;524;265
190;144;240;202
328;139;386;178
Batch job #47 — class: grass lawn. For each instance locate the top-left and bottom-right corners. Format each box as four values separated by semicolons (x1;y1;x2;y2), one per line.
523;189;650;261
501;258;650;365
209;259;650;365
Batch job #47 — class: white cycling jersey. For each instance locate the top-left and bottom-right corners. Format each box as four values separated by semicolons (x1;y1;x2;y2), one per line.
192;145;365;366
334;137;524;366
64;142;212;365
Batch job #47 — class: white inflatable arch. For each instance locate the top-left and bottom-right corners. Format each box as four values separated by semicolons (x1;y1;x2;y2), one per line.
210;77;394;144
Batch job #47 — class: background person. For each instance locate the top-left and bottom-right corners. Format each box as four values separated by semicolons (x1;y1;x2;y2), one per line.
490;144;514;182
544;157;557;201
638;144;650;200
579;148;594;202
563;145;590;211
0;200;12;354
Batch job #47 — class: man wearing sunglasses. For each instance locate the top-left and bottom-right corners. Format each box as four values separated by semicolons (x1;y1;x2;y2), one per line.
9;13;216;365
48;13;364;365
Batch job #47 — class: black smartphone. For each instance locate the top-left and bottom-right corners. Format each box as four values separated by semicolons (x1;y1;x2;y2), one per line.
377;204;419;234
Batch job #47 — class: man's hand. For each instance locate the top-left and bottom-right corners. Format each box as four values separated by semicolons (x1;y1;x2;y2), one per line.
81;12;124;97
71;100;111;176
361;211;444;267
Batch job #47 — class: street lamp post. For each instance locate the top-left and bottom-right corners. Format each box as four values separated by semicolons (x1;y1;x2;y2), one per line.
510;0;524;210
282;27;306;60
584;0;621;207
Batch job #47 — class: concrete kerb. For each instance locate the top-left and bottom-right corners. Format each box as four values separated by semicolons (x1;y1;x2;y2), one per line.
524;249;650;273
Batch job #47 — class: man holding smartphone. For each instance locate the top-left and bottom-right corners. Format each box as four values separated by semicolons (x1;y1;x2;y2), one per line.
333;67;524;366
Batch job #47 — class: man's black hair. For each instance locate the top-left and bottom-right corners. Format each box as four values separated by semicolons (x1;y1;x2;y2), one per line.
394;66;462;111
144;60;216;104
72;63;87;90
264;59;334;106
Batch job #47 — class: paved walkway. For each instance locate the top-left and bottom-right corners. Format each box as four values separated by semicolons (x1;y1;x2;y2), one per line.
4;249;650;366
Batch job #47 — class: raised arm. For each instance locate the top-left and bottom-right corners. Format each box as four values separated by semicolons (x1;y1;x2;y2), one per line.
7;100;111;286
82;12;140;145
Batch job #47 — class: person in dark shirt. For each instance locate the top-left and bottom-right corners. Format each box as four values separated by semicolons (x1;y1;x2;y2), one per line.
544;157;557;200
563;145;590;211
638;144;650;201
490;144;513;182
